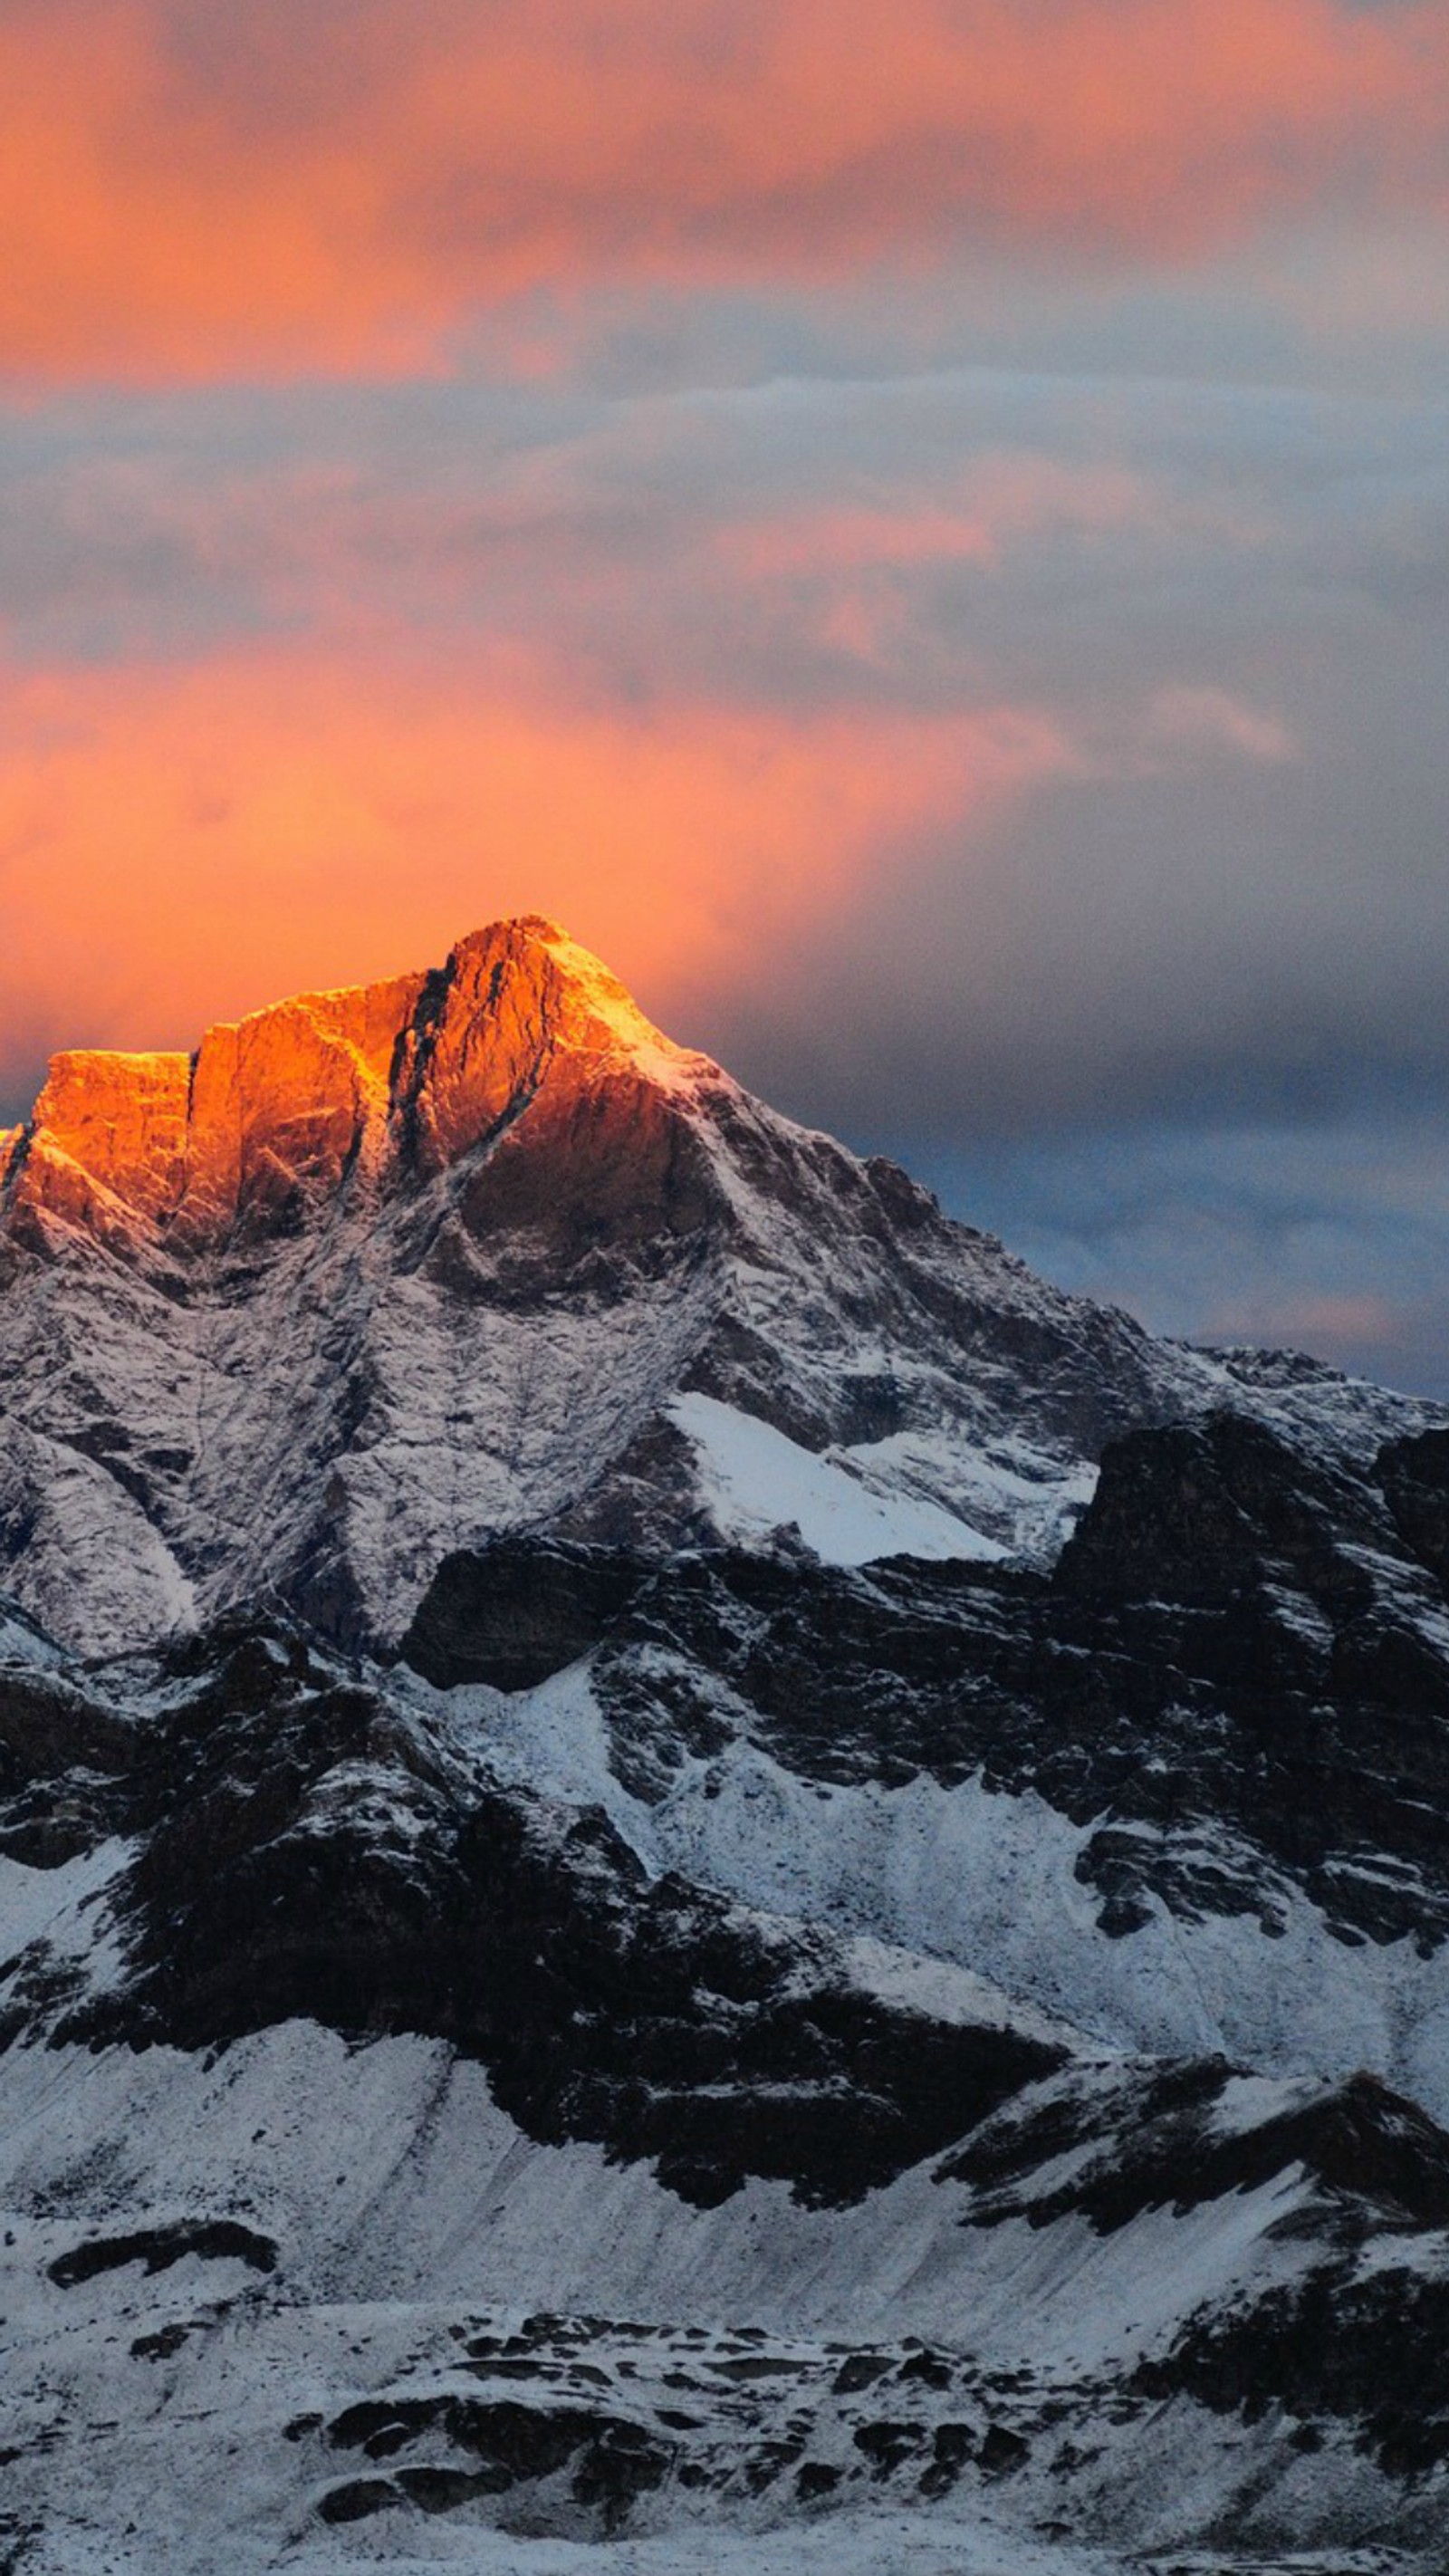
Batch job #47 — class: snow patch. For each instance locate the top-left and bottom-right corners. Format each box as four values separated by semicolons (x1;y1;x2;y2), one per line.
671;1391;1005;1567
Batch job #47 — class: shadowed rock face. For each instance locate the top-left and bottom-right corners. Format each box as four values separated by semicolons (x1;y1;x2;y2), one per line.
1133;2261;1449;2483
1055;1411;1385;1601
47;2220;279;2287
1379;1428;1449;1593
401;1539;645;1691
321;2397;676;2538
9;1604;1449;2225
943;2059;1449;2235
13;1600;1449;2561
446;1065;722;1283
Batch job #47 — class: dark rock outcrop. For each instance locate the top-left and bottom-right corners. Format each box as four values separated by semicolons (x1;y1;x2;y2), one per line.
1378;1427;1449;1596
39;1620;1064;2207
401;1540;645;1691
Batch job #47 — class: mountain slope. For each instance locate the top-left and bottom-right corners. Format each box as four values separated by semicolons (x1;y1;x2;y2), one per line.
8;1609;1449;2571
394;1415;1449;2119
6;918;1449;2571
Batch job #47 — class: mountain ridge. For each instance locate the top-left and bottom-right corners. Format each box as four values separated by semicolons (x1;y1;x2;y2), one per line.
0;916;1439;1658
0;918;714;1254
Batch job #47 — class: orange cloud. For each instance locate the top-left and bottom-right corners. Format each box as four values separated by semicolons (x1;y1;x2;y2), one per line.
2;0;1446;383
0;646;1072;1081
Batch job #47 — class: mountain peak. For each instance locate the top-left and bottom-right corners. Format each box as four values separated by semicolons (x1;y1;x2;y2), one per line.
1;917;716;1252
432;916;709;1101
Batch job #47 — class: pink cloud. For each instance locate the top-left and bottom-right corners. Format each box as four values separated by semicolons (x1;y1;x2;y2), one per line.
3;0;1447;383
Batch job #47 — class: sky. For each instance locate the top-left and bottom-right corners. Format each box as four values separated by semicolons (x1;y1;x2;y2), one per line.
3;0;1448;1390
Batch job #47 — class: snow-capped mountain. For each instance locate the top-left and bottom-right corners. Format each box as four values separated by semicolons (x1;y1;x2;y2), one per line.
0;917;1434;1656
5;919;1449;2572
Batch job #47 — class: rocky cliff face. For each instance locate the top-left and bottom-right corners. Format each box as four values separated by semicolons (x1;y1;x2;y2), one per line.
5;919;1449;2573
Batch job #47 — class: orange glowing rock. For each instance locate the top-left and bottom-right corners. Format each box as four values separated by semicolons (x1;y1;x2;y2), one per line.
14;1050;192;1244
5;918;708;1254
173;971;427;1242
397;917;690;1174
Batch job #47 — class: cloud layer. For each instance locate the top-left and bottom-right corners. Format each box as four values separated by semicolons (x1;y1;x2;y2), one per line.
4;0;1448;380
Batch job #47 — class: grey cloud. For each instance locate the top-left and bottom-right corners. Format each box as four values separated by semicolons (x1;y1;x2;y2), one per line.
4;368;1446;711
915;1113;1449;1399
